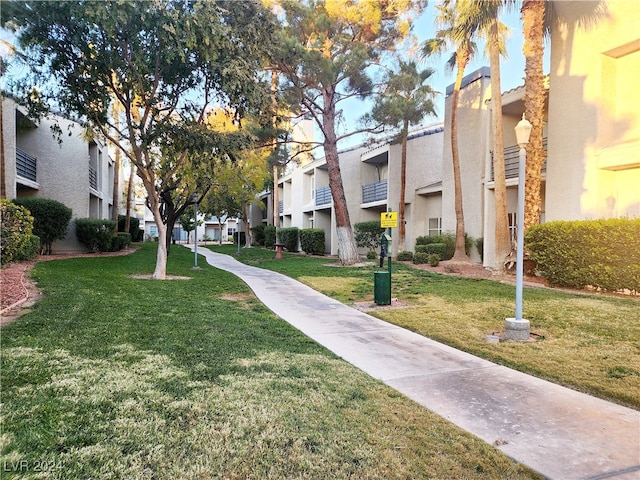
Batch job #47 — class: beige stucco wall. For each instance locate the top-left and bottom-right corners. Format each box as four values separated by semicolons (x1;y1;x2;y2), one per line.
4;100;116;253
547;0;640;220
441;71;492;262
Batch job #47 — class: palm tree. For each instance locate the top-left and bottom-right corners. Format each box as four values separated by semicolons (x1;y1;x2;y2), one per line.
521;0;547;230
422;0;477;262
458;0;511;269
370;61;437;252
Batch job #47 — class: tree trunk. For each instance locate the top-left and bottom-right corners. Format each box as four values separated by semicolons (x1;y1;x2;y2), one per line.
450;55;471;263
125;161;135;233
273;163;280;229
0;98;6;200
322;90;359;265
522;0;546;231
147;194;168;279
242;203;251;247
398;121;408;252
489;18;511;270
111;148;120;234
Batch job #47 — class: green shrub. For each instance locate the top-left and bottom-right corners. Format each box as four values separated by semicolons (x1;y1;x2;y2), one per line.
415;233;472;259
75;218;116;252
12;198;72;254
354;221;385;251
428;253;440;267
232;231;246;245
396;250;413;261
526;218;640;292
251;225;266;246
413;252;430;264
300;228;325;255
264;225;276;248
15;235;40;261
110;232;131;252
277;227;299;252
366;250;377;260
117;215;144;242
416;243;447;260
1;199;34;265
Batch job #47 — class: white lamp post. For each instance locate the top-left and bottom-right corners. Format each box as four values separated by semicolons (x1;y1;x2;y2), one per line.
192;193;199;269
505;114;532;341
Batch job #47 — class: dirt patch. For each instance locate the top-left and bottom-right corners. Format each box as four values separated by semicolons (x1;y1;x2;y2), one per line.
129;274;191;280
219;293;254;301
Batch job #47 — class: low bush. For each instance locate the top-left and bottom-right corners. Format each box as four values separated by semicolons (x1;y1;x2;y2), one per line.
428;254;440;267
396;250;413;261
415;233;472;259
475;237;484;261
526;218;640;292
232;231;246;245
278;227;299;252
117;215;144;242
16;235;41;261
251;225;266;246
366;250;377;260
12;197;72;254
300;228;325;255
1;199;34;265
413;252;430;264
354;221;385;251
416;243;447;260
264;225;276;249
75;218;116;252
110;232;131;252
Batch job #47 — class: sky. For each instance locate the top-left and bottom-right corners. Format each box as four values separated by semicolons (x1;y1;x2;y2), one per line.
338;2;550;149
0;1;549;150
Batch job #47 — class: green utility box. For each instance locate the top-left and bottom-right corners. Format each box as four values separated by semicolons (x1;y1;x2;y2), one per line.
374;271;391;305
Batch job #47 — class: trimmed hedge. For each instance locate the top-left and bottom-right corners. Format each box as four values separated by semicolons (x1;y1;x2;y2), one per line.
415;233;472;260
117;215;144;242
15;235;40;261
251;225;266;246
525;218;640;292
110;232;132;252
300;228;325;255
12;197;72;254
277;227;299;252
264;225;276;249
232;232;246;245
396;250;413;261
1;199;34;265
75;218;116;252
416;243;447;260
413;252;430;264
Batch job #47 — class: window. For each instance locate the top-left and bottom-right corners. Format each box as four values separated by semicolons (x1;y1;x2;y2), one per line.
508;212;517;244
428;218;442;236
149;225;158;237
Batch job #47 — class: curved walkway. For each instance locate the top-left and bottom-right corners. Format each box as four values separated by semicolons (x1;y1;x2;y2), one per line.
191;246;640;480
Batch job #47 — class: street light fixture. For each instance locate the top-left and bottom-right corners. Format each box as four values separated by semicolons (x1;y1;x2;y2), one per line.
505;114;532;341
192;193;199;269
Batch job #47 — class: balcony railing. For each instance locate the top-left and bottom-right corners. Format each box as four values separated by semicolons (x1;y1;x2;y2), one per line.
491;137;547;181
16;147;37;182
89;163;98;190
278;200;283;214
315;185;332;206
362;180;387;203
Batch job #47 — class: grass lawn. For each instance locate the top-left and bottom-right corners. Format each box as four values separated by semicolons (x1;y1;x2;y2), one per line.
1;243;542;479
208;244;640;410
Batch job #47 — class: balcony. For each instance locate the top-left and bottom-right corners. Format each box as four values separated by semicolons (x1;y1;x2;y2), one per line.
278;200;283;214
16;147;37;182
315;185;332;206
362;180;387;204
491;137;547;182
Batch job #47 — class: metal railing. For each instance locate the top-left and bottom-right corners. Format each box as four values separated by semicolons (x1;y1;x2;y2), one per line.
16;147;37;182
315;185;332;206
491;137;547;181
278;200;283;214
361;180;387;203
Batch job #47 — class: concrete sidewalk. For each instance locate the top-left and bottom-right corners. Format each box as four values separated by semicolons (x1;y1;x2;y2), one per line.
191;246;640;480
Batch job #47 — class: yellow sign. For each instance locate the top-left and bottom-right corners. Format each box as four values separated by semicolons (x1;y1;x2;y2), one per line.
380;211;398;228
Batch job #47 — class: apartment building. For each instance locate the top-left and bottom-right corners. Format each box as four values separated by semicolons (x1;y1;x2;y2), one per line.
1;97;120;253
265;0;638;267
